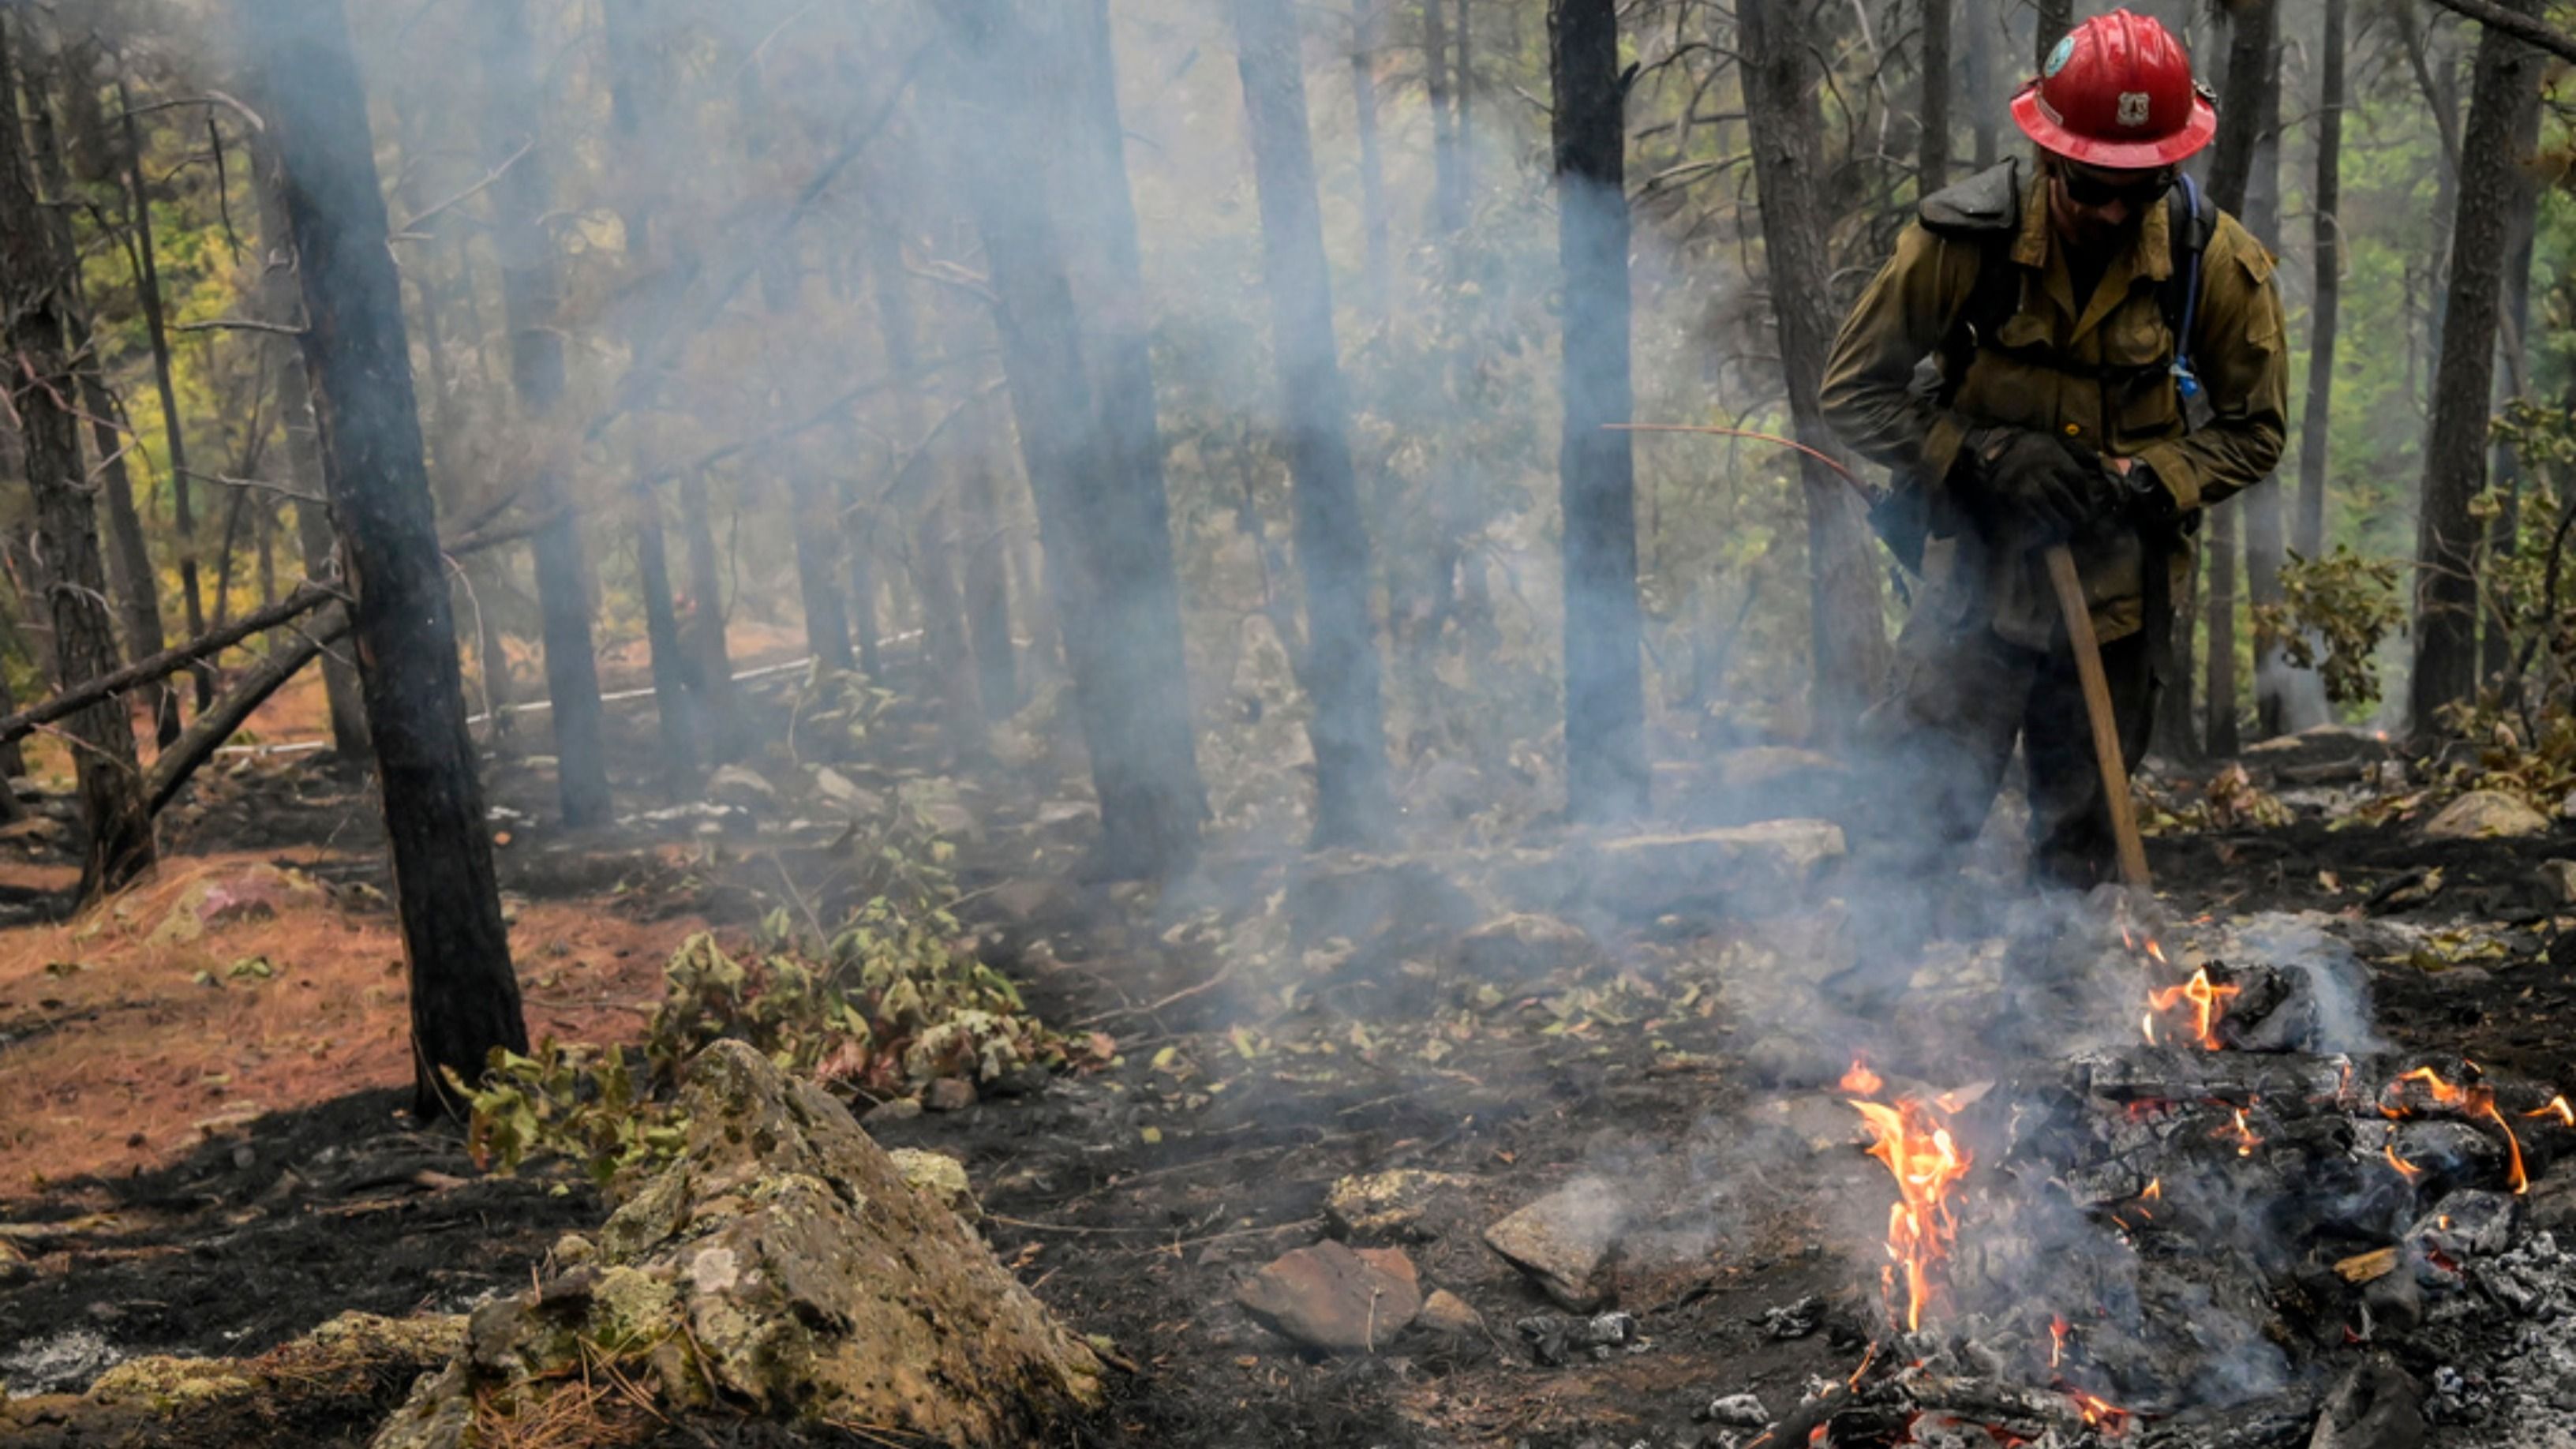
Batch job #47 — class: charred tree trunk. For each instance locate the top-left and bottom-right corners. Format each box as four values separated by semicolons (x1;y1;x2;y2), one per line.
0;16;154;900
1351;2;1395;326
678;468;745;763
2034;0;2072;67
601;0;698;785
17;44;178;749
1964;0;1998;167
1453;0;1472;211
2200;0;2273;755
1548;0;1648;819
2480;76;2543;684
957;432;1018;720
2237;13;2288;738
1423;0;1464;237
2295;0;2345;561
475;0;612;828
865;224;983;755
934;0;1208;877
788;460;856;675
118;84;212;713
1234;0;1395;845
1919;0;1952;193
840;469;883;678
1739;0;1892;744
240;0;525;1118
2410;0;2541;728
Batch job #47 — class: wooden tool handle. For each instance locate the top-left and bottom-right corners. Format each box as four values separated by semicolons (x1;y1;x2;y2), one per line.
2043;545;2152;889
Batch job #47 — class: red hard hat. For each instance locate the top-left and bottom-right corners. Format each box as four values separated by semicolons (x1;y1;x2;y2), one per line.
2010;10;2217;169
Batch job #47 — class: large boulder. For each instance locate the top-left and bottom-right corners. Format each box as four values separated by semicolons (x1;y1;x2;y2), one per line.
1492;820;1845;923
370;1042;1099;1448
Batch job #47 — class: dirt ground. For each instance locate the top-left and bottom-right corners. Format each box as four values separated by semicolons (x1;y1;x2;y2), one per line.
1;664;2570;1448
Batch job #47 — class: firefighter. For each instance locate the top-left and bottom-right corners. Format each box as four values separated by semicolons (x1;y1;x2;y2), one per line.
1820;9;2286;911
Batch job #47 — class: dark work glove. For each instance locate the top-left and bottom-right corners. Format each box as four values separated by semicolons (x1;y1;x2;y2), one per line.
1956;425;2112;537
2118;461;2181;529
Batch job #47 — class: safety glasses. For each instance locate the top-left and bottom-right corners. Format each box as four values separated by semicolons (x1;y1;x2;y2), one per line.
2056;164;2175;211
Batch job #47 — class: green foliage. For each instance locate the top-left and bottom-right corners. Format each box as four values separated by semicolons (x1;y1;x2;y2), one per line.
455;903;1073;1187
2251;546;2406;707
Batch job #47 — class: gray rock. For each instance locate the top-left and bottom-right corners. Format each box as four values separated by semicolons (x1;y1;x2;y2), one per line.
863;1096;923;1125
810;766;886;816
1484;1178;1623;1310
1234;1241;1421;1354
2540;859;2576;907
1417;1289;1484;1337
1703;1392;1769;1429
888;1148;980;1222
1452;914;1599;983
705;764;780;813
2420;790;2551;841
368;1042;1099;1449
925;1077;979;1113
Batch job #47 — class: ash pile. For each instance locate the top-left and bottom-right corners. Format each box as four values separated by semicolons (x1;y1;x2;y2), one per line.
1743;933;2576;1449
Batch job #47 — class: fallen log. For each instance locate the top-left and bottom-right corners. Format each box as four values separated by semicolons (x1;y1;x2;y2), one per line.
0;582;335;747
144;608;350;814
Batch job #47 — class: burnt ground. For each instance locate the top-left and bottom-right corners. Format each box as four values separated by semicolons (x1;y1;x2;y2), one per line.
1;683;2571;1448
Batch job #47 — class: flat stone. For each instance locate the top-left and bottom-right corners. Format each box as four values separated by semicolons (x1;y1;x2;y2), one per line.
2419;790;2551;841
1417;1289;1483;1337
1325;1170;1477;1238
1705;1391;1771;1428
1234;1241;1421;1354
1483;1178;1623;1311
924;1077;978;1113
810;767;886;817
863;1096;924;1125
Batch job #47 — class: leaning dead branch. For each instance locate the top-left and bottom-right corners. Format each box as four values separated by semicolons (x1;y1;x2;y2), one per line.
144;609;350;814
0;582;336;747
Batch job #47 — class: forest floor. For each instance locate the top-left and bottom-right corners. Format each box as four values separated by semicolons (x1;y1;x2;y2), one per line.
0;659;2571;1449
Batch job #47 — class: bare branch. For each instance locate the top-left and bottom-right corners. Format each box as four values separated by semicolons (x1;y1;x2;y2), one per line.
2421;0;2576;66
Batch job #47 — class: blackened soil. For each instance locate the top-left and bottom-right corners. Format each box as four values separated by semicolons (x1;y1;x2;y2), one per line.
0;1089;596;1374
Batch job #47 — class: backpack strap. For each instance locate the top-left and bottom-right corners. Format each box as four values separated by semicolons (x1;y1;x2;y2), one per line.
1918;159;2026;408
2159;172;2215;432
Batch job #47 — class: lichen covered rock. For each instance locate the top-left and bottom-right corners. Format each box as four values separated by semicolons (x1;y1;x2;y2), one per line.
372;1040;1099;1448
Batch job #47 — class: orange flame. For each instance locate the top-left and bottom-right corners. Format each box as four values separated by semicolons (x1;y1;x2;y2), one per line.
2527;1095;2575;1127
1841;1056;1885;1096
2142;1178;2162;1201
2146;967;2241;1051
2223;1107;2260;1157
1851;1095;1973;1333
2384;1140;2423;1181
2050;1315;2070;1368
2383;1068;2527;1195
2069;1391;2132;1431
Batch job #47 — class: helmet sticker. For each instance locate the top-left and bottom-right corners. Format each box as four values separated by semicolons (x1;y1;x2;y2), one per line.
2117;91;2151;126
2045;35;2075;76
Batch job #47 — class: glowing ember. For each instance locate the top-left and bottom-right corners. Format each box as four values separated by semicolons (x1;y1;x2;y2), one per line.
2477;1099;2529;1195
1841;1056;1885;1096
2049;1315;2070;1368
1850;1095;1973;1333
2145;967;2241;1050
2383;1137;2422;1181
2527;1095;2575;1127
2142;1178;2162;1201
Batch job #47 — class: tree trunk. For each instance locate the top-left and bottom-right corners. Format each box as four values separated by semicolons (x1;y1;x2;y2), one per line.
2480;70;2543;683
1919;0;1952;193
0;14;154;901
253;129;373;761
239;0;525;1118
865;224;983;755
2410;0;2541;728
118;84;212;713
16;43;178;748
1453;0;1472;210
1350;2;1394;326
1964;0;1998;167
840;468;883;678
2205;505;2241;754
2034;0;2072;67
788;462;856;674
678;467;745;762
601;0;698;785
2200;0;2272;754
1738;0;1892;744
474;0;612;828
1234;0;1395;845
934;0;1208;877
2233;8;2288;738
957;432;1019;720
2159;545;2201;760
2295;0;2344;560
1548;0;1648;819
1423;0;1463;237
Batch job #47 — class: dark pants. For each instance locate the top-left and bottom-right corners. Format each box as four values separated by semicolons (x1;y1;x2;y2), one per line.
1862;612;2158;891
